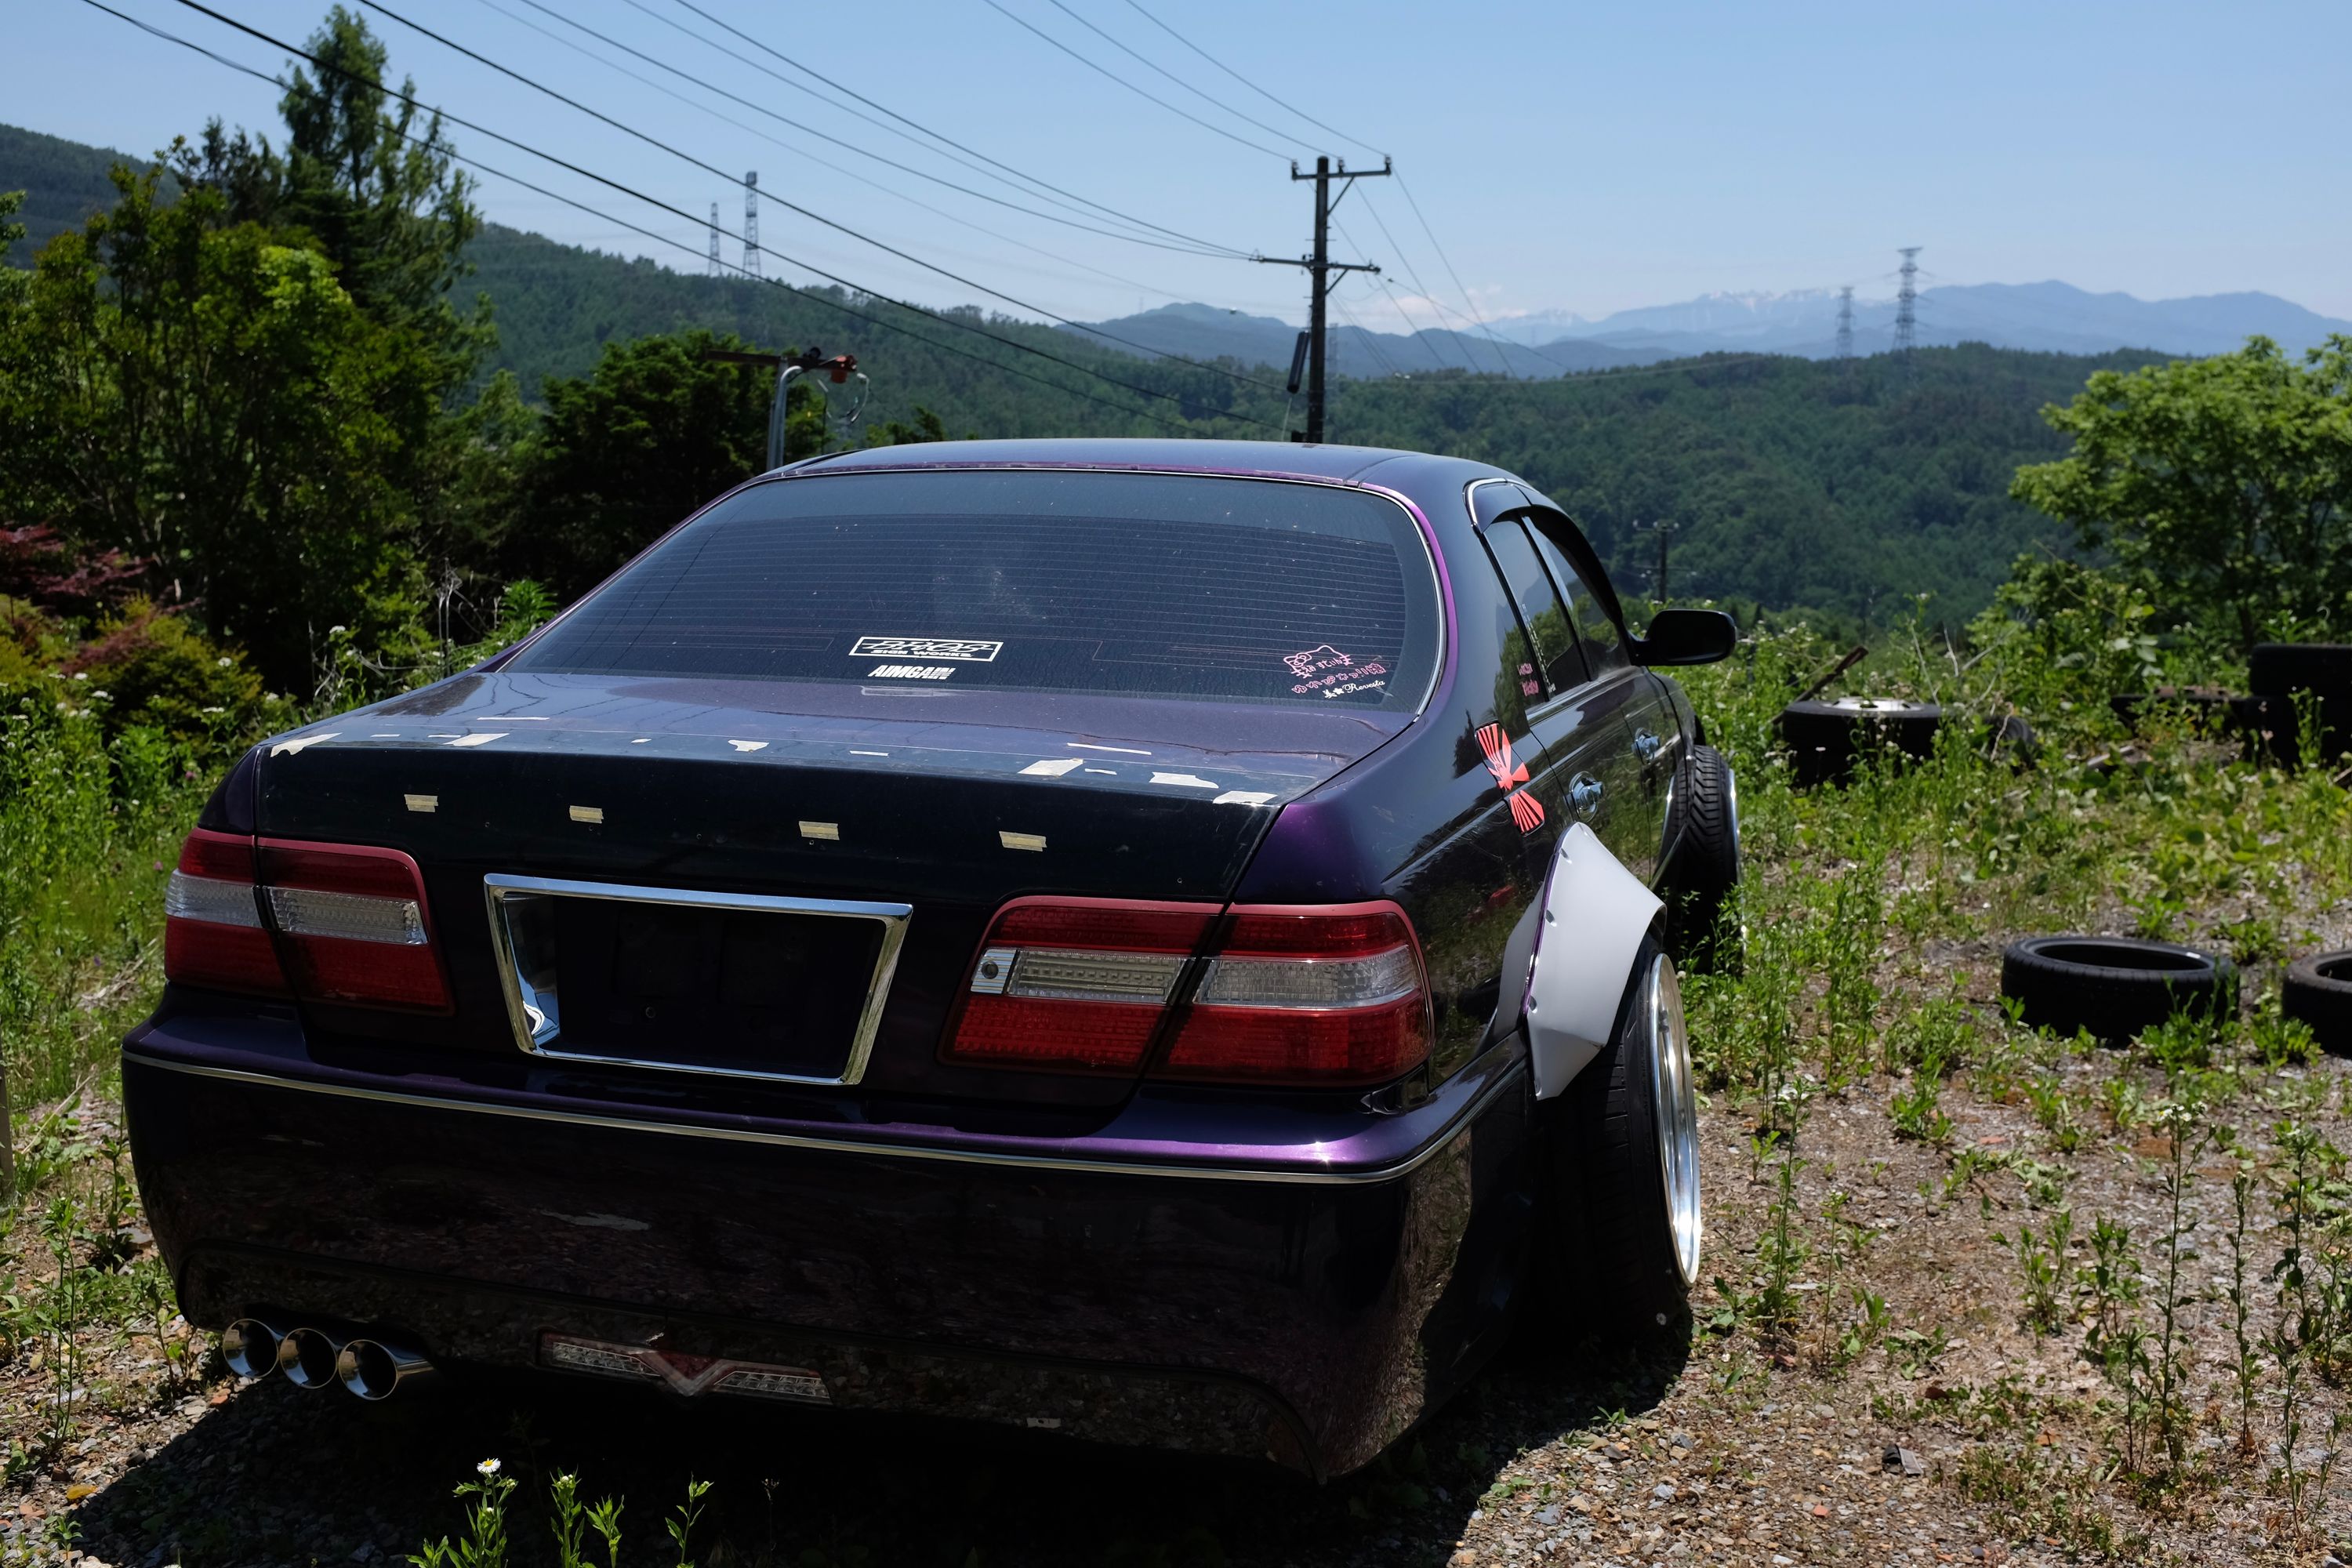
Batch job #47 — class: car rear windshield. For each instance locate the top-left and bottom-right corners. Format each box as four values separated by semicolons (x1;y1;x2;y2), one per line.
509;469;1442;711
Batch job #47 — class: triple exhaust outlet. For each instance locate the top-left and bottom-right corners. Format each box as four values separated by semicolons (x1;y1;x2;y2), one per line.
223;1318;436;1400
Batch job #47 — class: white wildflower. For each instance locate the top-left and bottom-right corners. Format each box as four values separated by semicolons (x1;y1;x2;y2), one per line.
476;1457;502;1477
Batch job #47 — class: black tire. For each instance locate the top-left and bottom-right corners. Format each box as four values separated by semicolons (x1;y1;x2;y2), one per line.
2112;690;2232;738
1999;935;2239;1045
1531;935;1698;1336
1778;697;1943;786
1984;713;2038;768
2281;950;2352;1058
2249;642;2352;697
1663;743;1741;974
2227;694;2306;768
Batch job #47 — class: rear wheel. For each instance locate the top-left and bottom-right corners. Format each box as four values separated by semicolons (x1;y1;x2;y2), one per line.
1664;743;1740;974
1530;936;1700;1336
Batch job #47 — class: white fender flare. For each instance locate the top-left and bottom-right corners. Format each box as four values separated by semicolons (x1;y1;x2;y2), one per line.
1525;822;1664;1099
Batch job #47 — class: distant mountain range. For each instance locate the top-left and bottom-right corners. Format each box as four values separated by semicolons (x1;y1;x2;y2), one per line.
1075;282;2352;378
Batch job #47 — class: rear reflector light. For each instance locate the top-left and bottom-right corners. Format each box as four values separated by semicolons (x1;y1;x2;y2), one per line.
163;830;285;996
161;829;450;1011
942;898;1432;1086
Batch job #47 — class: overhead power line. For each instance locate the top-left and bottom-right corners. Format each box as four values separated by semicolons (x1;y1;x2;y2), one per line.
1119;0;1388;162
657;0;1251;259
1038;0;1307;154
474;0;1215;300
977;0;1294;161
1392;179;1515;379
90;0;1237;433
1351;194;1512;379
336;0;1283;387
138;0;1283;428
484;0;1236;259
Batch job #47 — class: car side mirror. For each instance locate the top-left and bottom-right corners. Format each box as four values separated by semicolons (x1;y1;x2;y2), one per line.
1630;608;1737;666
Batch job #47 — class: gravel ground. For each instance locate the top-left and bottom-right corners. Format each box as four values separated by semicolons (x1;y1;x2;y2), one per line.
9;1028;2346;1568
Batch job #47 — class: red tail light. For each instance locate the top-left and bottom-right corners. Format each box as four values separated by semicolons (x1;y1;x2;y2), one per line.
942;898;1431;1087
1160;906;1431;1086
164;829;286;996
162;831;451;1011
943;899;1218;1073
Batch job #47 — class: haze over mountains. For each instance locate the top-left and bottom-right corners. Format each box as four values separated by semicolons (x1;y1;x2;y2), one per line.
1075;282;2352;378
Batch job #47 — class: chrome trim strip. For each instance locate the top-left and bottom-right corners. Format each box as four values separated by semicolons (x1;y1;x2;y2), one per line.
119;1046;1519;1188
481;873;911;1088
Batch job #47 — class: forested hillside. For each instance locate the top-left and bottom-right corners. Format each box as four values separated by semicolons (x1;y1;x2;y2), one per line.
6;118;2166;621
456;224;2165;619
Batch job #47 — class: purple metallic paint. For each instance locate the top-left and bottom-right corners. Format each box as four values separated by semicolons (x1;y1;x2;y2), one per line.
129;444;1560;1476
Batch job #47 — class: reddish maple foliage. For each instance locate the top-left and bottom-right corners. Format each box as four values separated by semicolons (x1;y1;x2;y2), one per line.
0;524;153;617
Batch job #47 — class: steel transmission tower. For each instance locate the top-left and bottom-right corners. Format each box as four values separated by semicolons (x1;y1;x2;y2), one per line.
742;172;760;280
707;204;720;277
1835;285;1854;361
1893;247;1922;357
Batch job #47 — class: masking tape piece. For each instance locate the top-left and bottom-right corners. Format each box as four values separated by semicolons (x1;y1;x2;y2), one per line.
568;805;604;824
999;831;1047;852
799;821;840;841
404;794;438;814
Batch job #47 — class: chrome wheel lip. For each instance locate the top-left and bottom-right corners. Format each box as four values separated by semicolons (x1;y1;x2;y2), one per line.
1646;953;1703;1287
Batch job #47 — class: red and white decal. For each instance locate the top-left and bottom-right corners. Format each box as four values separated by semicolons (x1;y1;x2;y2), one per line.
1478;723;1548;834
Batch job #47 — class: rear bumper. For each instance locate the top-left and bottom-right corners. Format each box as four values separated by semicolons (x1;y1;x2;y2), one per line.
123;1018;1532;1478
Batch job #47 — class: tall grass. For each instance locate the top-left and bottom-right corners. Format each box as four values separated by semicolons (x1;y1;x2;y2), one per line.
1;691;209;1124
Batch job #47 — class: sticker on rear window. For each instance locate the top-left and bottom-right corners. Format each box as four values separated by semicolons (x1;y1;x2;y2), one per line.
851;635;1003;662
867;664;955;681
1286;644;1388;698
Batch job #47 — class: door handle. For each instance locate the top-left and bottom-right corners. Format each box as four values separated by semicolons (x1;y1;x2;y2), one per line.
1568;773;1603;815
1632;729;1662;763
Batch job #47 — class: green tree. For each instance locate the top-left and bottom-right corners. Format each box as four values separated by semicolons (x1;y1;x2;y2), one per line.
172;6;487;394
0;163;442;686
2011;336;2352;652
509;329;793;597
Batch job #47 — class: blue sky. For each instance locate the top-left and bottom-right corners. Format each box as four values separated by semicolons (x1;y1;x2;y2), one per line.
14;0;2350;330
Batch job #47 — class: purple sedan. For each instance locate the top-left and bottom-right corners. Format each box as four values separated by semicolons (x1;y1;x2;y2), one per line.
125;440;1739;1478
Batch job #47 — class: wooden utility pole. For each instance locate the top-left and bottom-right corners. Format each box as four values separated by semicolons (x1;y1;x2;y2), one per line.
1258;156;1388;442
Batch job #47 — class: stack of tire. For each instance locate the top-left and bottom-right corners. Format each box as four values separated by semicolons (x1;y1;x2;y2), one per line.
2231;642;2352;768
2111;642;2351;768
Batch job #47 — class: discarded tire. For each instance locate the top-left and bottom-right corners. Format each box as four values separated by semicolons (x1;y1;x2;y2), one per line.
2249;642;2352;698
2246;643;2352;764
1999;935;2238;1044
2281;950;2352;1057
2110;690;2231;737
1984;713;2037;768
1779;698;1943;786
2227;693;2307;768
1663;742;1741;974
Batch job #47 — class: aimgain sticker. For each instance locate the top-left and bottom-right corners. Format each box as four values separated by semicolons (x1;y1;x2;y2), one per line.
1477;723;1547;834
851;635;1003;662
867;664;955;681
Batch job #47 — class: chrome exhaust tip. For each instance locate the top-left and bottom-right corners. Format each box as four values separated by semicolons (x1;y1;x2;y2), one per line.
222;1318;285;1380
336;1337;436;1401
277;1326;344;1389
